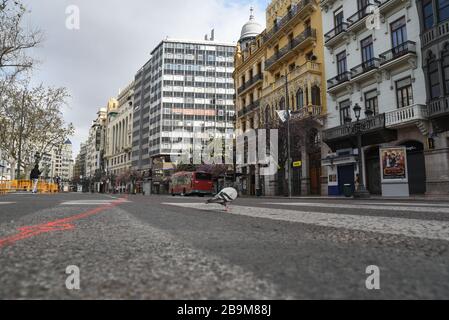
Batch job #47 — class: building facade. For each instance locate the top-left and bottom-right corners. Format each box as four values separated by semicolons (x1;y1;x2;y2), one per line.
235;0;327;196
38;140;74;186
105;83;134;177
85;108;107;187
416;0;449;194
132;37;235;193
321;0;430;196
73;142;87;180
0;149;11;181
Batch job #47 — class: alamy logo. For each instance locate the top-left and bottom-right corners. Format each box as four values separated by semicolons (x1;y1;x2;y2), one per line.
366;265;381;290
65;5;80;30
366;5;381;30
65;265;80;290
168;128;279;176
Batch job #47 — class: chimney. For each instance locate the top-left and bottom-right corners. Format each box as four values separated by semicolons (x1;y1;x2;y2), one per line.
204;34;208;41
210;29;215;41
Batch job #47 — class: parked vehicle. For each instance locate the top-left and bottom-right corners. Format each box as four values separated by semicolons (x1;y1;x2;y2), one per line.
170;171;214;197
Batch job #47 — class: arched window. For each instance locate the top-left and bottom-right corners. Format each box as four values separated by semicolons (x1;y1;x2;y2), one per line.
311;86;321;106
279;97;285;110
265;105;271;128
427;51;440;99
442;43;449;95
296;89;304;109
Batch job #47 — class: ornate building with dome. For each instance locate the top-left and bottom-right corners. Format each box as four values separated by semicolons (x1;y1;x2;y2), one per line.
234;0;327;197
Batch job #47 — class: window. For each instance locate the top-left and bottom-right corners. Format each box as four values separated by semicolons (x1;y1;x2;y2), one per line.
339;100;351;125
296;89;304;109
311;86;321;106
334;8;344;32
442;50;449;94
364;90;379;115
396;77;414;108
428;55;441;99
361;36;374;68
438;0;449;22
423;0;434;29
391;17;407;51
336;51;347;76
279;97;286;110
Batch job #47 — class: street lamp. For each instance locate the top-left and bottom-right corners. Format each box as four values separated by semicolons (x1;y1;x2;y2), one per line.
353;103;370;199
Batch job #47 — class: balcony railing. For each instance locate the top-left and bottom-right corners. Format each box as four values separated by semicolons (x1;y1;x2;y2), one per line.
385;104;428;128
265;28;317;71
327;71;351;89
379;41;416;65
421;20;449;47
237;73;263;95
292;105;323;120
323;113;386;142
324;23;349;44
238;100;260;118
350;58;381;79
263;0;314;43
429;96;449;118
347;4;373;27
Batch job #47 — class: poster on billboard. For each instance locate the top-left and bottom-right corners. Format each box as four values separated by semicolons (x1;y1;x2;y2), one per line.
380;147;408;182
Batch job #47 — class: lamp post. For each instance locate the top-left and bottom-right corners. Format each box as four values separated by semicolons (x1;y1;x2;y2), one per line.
284;71;292;198
353;103;371;199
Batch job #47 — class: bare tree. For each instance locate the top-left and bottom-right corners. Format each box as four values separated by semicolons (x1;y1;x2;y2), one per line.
0;0;43;78
0;84;74;179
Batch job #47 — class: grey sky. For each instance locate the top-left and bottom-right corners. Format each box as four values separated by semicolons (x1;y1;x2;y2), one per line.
21;0;267;156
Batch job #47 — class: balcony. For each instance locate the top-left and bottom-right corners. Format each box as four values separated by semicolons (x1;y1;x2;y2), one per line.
237;100;260;118
262;61;321;98
429;96;449;118
327;71;351;92
263;0;317;45
421;20;449;47
237;73;263;95
324;23;349;48
385;104;428;128
374;0;406;14
265;28;317;72
323;113;397;151
292;105;323;120
290;61;321;81
379;41;417;70
350;58;381;82
429;96;449;132
346;4;374;33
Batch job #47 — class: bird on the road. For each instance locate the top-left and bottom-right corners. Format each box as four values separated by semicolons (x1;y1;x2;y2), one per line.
206;187;238;212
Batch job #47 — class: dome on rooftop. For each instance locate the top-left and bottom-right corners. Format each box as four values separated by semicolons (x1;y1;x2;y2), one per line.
239;7;263;43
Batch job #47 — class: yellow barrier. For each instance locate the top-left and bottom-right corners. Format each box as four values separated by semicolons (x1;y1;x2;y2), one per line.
0;180;59;194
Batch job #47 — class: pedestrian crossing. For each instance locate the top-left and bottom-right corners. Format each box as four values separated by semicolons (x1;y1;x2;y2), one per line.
60;199;129;206
162;202;449;242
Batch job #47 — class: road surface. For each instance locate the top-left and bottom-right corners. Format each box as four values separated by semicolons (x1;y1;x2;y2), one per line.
0;193;448;299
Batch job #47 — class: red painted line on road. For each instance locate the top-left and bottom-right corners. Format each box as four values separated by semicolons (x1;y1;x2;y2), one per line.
0;197;128;248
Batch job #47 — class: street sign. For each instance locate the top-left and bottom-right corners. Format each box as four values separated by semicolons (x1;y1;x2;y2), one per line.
293;161;302;168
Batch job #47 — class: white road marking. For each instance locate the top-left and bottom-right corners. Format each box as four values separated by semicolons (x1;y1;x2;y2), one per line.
264;202;449;214
352;202;449;208
0;202;15;205
60;200;129;205
163;203;449;241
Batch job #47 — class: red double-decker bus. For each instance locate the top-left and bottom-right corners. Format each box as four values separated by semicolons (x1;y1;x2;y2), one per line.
170;171;214;196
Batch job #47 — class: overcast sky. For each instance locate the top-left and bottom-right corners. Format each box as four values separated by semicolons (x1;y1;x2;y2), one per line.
21;0;268;156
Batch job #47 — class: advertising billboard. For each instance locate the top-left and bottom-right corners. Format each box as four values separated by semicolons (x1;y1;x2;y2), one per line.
380;147;408;182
